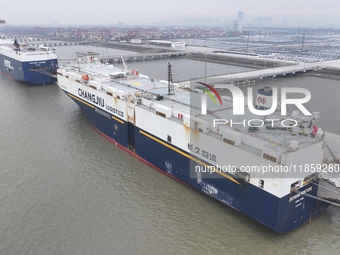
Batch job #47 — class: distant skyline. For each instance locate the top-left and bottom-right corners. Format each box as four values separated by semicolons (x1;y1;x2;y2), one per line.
1;0;340;27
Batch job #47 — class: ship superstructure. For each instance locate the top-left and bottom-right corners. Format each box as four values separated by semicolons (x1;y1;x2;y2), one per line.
57;52;335;233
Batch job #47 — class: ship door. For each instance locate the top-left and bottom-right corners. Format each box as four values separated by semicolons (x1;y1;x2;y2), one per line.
127;122;135;153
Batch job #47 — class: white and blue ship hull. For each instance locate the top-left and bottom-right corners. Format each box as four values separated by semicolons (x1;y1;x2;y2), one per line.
66;91;330;233
57;51;334;233
0;46;58;85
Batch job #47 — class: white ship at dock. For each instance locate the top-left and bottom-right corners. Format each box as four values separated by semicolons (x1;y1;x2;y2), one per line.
57;52;340;233
0;38;58;85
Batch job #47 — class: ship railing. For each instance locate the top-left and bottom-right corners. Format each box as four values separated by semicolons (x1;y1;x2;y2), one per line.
169;116;184;125
23;52;56;56
205;131;223;141
205;130;263;156
138;104;156;114
237;143;263;156
231;127;291;150
138;104;184;125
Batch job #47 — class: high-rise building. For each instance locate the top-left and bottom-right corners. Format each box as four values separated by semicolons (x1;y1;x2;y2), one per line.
238;12;244;22
237;11;243;32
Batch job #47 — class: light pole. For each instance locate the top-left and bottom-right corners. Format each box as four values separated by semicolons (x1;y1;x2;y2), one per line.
211;68;215;83
247;31;250;52
204;53;207;83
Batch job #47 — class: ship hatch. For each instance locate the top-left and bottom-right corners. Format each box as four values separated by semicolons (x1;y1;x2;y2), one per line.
127;122;135;153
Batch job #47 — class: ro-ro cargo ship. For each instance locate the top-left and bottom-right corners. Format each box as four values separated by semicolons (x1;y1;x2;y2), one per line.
57;52;340;233
0;38;58;85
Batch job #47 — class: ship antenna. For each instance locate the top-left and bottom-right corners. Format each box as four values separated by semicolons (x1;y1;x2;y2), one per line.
121;56;128;73
167;62;175;95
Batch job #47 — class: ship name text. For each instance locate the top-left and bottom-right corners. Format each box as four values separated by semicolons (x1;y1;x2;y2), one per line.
78;89;124;118
78;88;104;107
105;105;124;118
188;143;217;162
289;186;312;202
4;59;14;70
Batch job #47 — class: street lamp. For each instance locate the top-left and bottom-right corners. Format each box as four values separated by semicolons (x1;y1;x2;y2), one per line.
211;68;215;84
247;31;250;52
204;53;207;83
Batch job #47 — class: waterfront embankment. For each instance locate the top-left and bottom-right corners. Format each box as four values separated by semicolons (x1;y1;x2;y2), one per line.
89;41;340;80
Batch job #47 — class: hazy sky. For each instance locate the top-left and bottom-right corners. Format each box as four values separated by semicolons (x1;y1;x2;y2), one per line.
1;0;340;26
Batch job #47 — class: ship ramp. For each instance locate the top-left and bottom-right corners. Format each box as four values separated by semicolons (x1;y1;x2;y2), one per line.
305;139;340;207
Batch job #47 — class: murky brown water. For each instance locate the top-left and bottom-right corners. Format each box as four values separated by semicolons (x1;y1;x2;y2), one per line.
1;46;339;254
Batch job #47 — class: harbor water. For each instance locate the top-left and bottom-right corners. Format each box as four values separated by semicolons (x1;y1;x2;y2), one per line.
1;45;340;255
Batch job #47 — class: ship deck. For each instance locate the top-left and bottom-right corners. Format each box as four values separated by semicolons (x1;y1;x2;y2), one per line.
0;39;56;57
73;62;323;153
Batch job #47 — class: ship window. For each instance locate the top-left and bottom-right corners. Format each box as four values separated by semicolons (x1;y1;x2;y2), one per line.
156;111;166;118
167;135;172;143
259;179;264;189
236;169;250;182
263;153;276;163
303;173;318;186
223;138;235;146
290;181;300;193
